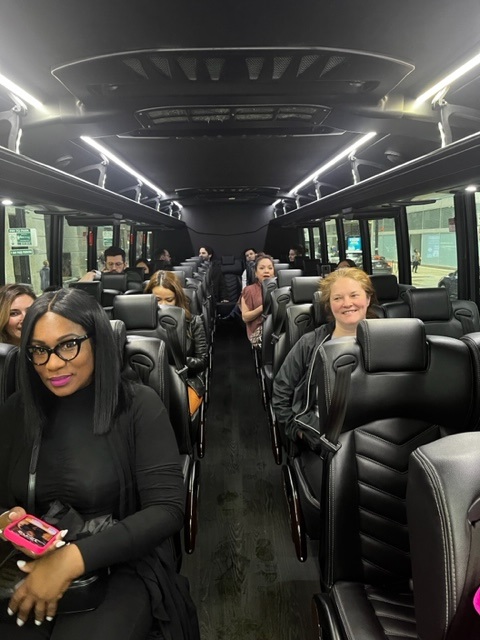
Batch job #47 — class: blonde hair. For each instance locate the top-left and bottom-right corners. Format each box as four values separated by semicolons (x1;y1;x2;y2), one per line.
319;268;377;321
144;270;191;320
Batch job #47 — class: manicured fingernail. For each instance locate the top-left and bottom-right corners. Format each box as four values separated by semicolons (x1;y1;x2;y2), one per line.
8;512;17;519
16;618;24;627
55;541;65;548
7;607;14;616
35;620;42;626
46;616;54;622
60;529;68;538
0;529;3;535
16;560;26;569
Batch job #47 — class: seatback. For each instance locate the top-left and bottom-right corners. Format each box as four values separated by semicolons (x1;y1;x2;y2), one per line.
183;287;201;315
274;263;290;275
406;287;480;337
407;432;480;640
261;277;278;317
101;272;128;292
171;270;186;286
315;318;479;589
69;280;103;303
174;264;194;279
277;269;303;288
0;343;18;404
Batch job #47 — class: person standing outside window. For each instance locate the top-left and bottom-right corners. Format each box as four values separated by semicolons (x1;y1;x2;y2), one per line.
412;248;421;273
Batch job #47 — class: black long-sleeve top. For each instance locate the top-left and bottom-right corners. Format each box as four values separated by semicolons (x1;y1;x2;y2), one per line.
0;383;185;573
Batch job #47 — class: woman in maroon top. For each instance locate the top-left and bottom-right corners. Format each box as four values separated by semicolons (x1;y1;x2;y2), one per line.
240;254;275;348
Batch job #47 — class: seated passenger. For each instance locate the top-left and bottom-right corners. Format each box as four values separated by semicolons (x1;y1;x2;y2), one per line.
242;248;257;289
288;244;305;267
272;268;377;443
152;248;173;272
134;258;151;279
0;283;36;346
240;254;275;348
145;270;208;415
336;258;356;269
79;245;127;282
0;288;199;639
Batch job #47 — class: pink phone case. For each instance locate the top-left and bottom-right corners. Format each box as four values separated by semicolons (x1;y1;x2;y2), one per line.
3;514;59;554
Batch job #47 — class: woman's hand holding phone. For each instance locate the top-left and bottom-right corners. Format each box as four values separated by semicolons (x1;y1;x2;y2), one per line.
1;509;67;558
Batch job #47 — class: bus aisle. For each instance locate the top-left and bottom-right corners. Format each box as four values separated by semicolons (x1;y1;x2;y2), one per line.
183;319;319;640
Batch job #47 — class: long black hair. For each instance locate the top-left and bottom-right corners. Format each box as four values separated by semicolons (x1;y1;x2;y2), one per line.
19;288;129;438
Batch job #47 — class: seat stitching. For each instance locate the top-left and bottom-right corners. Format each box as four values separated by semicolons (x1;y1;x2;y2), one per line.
412;449;451;632
356;423;438;447
356;453;409;474
359;504;408;528
359;531;410;557
358;480;406;503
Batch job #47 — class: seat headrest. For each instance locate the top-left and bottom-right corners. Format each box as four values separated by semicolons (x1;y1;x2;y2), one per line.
174;265;194;278
113;294;158;330
109;319;127;361
171;270;186;286
357;318;427;372
101;272;128;292
69;280;102;302
370;274;399;302
277;269;303;288
406;288;451;321
274;263;290;274
221;255;235;265
313;290;329;326
291;276;320;304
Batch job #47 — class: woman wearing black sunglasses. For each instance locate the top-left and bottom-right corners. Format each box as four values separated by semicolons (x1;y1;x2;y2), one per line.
0;289;199;639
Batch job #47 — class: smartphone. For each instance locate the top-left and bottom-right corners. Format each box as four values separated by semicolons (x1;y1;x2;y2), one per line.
3;514;60;555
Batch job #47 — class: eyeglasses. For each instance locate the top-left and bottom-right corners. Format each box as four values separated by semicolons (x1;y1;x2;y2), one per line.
106;261;124;269
26;335;91;366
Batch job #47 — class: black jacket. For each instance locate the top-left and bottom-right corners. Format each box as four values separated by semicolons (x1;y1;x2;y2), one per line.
272;323;334;442
186;315;208;375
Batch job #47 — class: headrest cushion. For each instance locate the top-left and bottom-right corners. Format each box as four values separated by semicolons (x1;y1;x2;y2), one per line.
357;318;427;372
291;276;320;304
406;288;451;321
113;294;158;330
370;274;399;302
277;269;302;288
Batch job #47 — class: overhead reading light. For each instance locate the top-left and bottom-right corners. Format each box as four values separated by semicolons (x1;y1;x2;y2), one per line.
289;131;376;194
0;72;48;113
414;50;480;106
81;136;167;198
1;198;13;206
465;185;477;192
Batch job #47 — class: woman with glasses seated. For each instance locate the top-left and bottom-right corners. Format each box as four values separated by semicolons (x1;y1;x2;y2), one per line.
0;289;199;640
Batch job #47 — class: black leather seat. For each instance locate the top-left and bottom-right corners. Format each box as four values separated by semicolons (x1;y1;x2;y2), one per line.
0;343;18;405
113;294;206;458
315;431;480;639
297;319;480;639
370;274;411;318
69;280;103;303
405;287;480;337
111;318;200;555
283;318;480;565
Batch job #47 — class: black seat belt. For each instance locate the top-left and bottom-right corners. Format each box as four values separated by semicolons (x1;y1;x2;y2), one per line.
445;497;480;638
317;356;356;456
161;321;188;382
271;295;290;344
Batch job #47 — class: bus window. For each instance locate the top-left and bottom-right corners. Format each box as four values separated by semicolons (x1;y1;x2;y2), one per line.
119;223;131;261
370;217;398;278
406;193;457;296
325;219;338;263
96;226;113;269
344;220;364;269
4;205;50;294
63;219;88;286
311;227;321;259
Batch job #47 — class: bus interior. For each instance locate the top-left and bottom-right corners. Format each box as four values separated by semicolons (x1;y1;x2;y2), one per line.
1;2;480;639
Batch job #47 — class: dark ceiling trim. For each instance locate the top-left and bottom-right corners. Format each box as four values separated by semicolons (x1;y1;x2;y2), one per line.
0;146;185;228
271;131;480;226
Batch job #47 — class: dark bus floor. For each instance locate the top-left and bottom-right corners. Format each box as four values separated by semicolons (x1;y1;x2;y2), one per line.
183;320;319;640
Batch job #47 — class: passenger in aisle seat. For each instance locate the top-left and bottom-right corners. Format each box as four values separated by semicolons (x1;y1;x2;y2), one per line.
240;253;275;348
145;270;208;414
272;268;377;444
